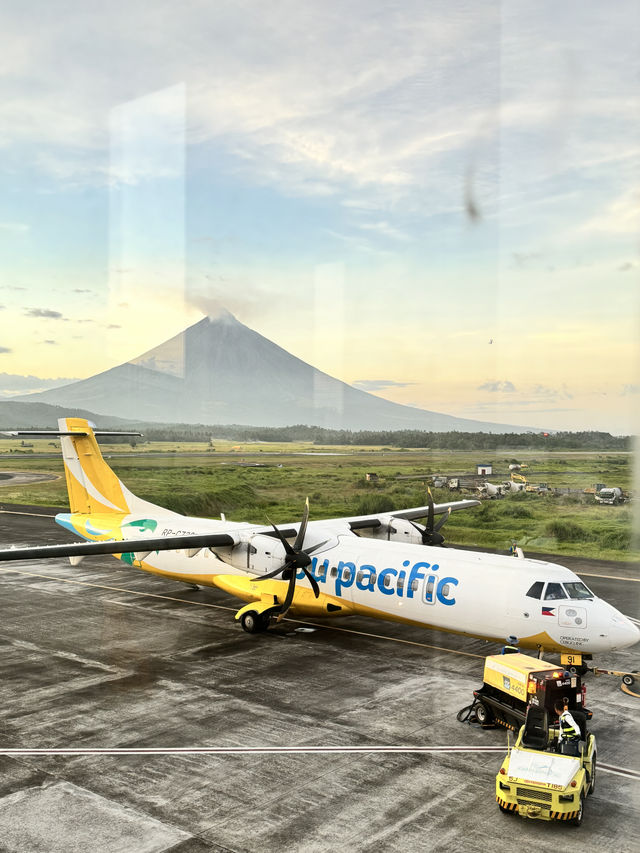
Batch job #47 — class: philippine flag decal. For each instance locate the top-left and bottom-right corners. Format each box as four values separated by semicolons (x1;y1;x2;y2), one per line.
542;607;555;616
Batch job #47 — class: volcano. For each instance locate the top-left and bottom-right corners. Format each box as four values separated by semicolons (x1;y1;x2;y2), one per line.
23;312;533;432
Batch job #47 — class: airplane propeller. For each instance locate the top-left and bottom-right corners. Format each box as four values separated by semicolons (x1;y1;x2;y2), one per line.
255;498;327;617
409;488;451;546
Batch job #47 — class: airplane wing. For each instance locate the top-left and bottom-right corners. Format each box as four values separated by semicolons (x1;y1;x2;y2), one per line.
0;532;240;562
325;499;481;532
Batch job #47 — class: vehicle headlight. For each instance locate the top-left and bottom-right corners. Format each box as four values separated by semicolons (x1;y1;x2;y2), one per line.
558;794;575;803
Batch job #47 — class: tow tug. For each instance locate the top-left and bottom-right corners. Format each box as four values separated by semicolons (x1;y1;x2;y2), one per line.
496;705;595;825
472;653;592;730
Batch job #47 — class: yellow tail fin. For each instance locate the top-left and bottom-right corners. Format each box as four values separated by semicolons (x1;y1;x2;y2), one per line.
58;417;157;515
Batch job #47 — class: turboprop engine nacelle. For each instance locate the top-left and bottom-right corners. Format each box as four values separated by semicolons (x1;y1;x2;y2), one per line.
358;517;425;545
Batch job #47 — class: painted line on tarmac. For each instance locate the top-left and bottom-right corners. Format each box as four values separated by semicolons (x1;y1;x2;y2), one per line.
0;567;484;659
578;571;640;583
0;509;59;517
0;746;637;779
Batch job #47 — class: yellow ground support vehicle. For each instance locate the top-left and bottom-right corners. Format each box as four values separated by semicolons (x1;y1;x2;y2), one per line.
473;653;591;730
496;706;596;826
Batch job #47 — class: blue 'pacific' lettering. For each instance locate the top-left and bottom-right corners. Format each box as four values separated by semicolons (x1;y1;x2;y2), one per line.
436;577;458;606
356;565;376;592
377;568;397;595
287;553;458;606
335;561;356;597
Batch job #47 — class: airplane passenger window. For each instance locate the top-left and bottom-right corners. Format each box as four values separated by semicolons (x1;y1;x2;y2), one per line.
383;574;392;587
342;568;352;582
563;582;594;600
410;579;419;592
330;566;337;578
356;570;364;583
317;564;327;579
397;576;404;590
544;583;567;600
526;581;544;599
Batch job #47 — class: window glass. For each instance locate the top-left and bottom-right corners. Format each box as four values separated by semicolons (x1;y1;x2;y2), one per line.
544;582;567;600
410;579;419;592
563;582;593;600
526;581;544;599
397;576;404;590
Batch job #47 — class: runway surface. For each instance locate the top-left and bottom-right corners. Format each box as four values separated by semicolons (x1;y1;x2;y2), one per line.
0;508;638;852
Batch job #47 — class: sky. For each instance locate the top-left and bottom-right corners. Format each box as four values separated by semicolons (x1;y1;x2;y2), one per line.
0;0;638;433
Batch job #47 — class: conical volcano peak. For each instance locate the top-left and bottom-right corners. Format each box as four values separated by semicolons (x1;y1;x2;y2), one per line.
204;308;240;326
23;312;538;432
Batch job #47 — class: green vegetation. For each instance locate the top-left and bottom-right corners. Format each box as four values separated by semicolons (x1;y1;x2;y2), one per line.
0;441;637;563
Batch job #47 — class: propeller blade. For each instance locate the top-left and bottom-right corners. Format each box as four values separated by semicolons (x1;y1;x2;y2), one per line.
302;567;320;598
266;517;297;557
293;497;310;552
280;570;297;615
426;487;435;533
434;506;451;533
254;565;286;581
303;539;330;556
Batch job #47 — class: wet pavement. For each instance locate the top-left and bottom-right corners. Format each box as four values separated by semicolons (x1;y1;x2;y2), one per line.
0;508;638;852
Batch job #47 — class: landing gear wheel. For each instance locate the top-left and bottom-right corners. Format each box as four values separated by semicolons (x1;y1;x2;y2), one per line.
475;702;492;725
622;674;635;687
588;756;596;795
570;795;584;827
240;611;270;634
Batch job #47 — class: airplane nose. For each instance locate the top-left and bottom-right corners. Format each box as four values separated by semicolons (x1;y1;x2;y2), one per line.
610;614;640;650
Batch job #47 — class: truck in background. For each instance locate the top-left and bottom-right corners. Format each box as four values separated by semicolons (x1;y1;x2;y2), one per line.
594;486;625;505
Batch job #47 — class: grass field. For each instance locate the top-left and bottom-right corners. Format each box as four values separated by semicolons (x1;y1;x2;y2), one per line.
0;440;638;562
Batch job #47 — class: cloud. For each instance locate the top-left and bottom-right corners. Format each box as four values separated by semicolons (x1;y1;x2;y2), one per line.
618;262;634;272
352;379;415;392
0;346;11;354
621;384;639;395
25;308;64;319
478;380;517;393
44;339;57;345
356;221;411;242
532;384;573;400
0;372;80;394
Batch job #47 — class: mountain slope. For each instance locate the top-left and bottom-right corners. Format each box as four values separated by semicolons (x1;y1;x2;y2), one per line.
22;313;536;432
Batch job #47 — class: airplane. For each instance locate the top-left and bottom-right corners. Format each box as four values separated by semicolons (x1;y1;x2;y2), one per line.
0;418;638;661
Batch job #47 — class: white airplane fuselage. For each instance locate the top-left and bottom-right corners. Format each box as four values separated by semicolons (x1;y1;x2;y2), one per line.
56;509;640;655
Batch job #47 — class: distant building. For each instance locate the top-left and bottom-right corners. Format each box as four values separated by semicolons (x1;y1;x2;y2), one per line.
476;463;493;476
366;472;379;482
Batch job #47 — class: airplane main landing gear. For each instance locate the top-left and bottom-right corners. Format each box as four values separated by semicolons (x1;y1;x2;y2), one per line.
240;610;271;634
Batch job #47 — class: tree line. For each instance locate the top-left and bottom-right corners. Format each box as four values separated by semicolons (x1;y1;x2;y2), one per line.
128;423;631;450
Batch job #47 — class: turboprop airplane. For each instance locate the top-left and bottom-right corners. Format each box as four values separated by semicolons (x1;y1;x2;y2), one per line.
0;418;638;659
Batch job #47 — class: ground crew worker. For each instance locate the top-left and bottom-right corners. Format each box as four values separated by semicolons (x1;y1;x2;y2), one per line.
554;700;581;755
501;635;519;655
509;540;518;557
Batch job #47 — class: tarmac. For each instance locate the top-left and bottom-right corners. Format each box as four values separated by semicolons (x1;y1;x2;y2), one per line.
0;506;638;852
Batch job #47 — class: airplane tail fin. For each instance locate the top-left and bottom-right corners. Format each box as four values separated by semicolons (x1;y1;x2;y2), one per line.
58;417;158;516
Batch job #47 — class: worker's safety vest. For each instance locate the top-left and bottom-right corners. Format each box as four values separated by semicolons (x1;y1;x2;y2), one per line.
560;712;580;740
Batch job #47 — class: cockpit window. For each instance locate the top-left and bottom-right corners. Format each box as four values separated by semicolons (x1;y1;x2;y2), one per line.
526;581;544;599
563;582;594;600
544;582;567;601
